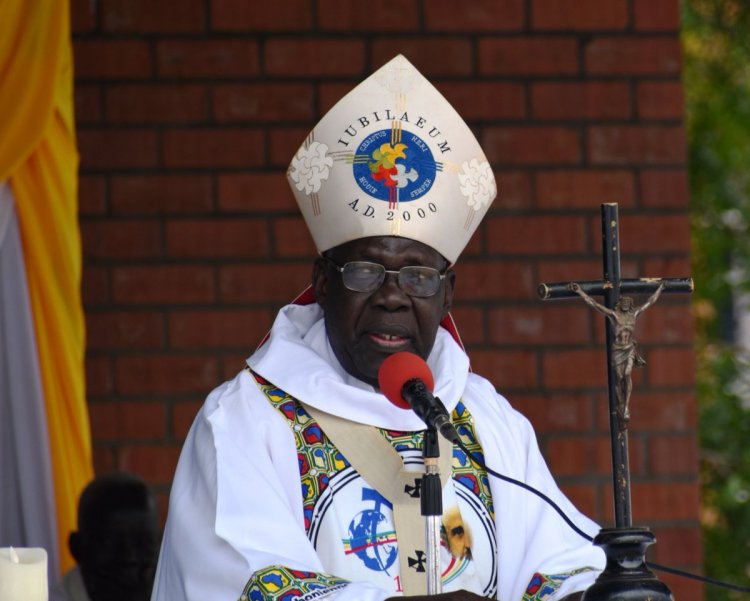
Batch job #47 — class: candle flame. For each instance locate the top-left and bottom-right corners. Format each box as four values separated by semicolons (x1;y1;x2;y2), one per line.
9;546;20;563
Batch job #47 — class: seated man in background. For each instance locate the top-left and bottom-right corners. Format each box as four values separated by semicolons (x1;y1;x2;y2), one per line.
51;472;160;601
153;55;604;601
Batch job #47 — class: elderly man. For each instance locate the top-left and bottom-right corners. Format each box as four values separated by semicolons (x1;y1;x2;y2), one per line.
152;55;604;601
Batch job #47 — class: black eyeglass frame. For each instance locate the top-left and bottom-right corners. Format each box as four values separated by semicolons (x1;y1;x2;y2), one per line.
324;257;449;298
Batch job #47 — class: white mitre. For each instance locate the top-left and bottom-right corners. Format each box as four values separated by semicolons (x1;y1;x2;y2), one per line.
286;54;496;264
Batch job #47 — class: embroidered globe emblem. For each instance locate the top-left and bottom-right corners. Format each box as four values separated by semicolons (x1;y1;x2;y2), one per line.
353;129;437;203
347;508;398;573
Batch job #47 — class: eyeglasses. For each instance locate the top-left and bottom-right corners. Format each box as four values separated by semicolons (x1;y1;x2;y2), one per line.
326;259;447;298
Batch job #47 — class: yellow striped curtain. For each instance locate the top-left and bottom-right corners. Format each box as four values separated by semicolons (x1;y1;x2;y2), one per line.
0;0;93;577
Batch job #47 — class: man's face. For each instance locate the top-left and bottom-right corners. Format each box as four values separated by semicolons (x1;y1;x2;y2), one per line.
75;510;159;601
313;236;455;388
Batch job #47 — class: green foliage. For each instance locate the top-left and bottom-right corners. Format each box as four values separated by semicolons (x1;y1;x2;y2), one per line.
683;0;750;597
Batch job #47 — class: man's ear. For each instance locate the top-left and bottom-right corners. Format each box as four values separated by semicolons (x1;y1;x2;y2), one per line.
69;531;83;563
312;257;328;307
442;269;456;317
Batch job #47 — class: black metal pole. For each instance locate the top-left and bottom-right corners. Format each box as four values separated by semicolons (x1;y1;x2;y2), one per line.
601;203;632;528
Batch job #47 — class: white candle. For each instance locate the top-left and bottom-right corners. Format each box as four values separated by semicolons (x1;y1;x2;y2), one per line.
0;547;48;601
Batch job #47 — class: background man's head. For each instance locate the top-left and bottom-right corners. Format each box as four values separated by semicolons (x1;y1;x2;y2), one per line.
69;472;159;601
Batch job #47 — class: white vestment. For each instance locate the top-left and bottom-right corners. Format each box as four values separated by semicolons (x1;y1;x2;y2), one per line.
152;303;604;601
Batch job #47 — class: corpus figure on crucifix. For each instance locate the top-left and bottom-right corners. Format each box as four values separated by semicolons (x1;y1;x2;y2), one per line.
568;280;666;427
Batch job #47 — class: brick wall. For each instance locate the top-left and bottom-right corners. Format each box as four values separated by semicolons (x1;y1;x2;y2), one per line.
72;0;701;597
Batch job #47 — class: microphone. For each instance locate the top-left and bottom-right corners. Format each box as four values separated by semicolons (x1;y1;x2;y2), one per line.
378;352;459;444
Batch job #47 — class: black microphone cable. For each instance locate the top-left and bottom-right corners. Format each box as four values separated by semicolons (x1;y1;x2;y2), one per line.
453;437;750;595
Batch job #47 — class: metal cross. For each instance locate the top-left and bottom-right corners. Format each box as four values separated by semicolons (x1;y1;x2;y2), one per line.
538;203;693;528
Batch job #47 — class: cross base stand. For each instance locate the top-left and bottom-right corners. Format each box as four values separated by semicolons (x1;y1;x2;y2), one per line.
582;527;673;601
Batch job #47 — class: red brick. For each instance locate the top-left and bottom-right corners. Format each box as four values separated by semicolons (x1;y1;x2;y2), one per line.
650;526;703;565
637;81;684;119
629;482;701;522
478;38;579;75
219;263;316;304
270;127;312;167
213;84;314;123
558;484;598;518
105;84;208;124
586;38;682;75
547;436;632;476
531;82;631;120
425;0;524;31
318;83;356;115
512;393;594;432
112;266;215;305
101;0;204;32
74;40;152;79
82;266;110;306
156;40;260;78
162;128;265;168
632;304;694;344
634;0;681;31
537;259;602;284
543;349;607;388
616;214;691;252
117;444;182;485
218;173;297;213
646;348;696;387
220;354;256;381
536;170;634;209
484;126;580;166
533;0;628;30
371;39;473;77
212;0;311;30
111;174;214;215
639;169;690;208
453;261;535;300
86;311;165;350
469;350;537;389
81;220;162;260
92;447;116;475
489;306;590;345
78;129;158;170
648;436;699;475
172;400;204;440
89;401;167;440
494;171;532;210
75;84;102;124
166;218;269;258
169;310;272;349
439;82;526;121
115;355;219;395
265;39;365;77
619;392;697;431
320;0;419;30
71;0;96;33
642;257;692;279
486;215;588;255
78;176;107;215
86;355;114;396
447;306;485;346
588;126;686;165
273;217;318;258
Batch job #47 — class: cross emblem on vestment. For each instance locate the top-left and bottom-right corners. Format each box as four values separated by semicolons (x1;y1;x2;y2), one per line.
538;203;693;528
408;550;427;572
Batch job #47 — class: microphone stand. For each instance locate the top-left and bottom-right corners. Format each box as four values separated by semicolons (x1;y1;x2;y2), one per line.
422;426;443;595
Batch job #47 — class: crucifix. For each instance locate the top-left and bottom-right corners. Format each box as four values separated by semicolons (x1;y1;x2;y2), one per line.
538;203;693;529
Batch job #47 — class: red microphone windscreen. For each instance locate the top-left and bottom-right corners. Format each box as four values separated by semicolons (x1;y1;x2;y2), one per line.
378;352;434;409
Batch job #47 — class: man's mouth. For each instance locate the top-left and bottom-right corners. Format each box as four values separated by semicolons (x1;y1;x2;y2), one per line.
368;332;409;349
